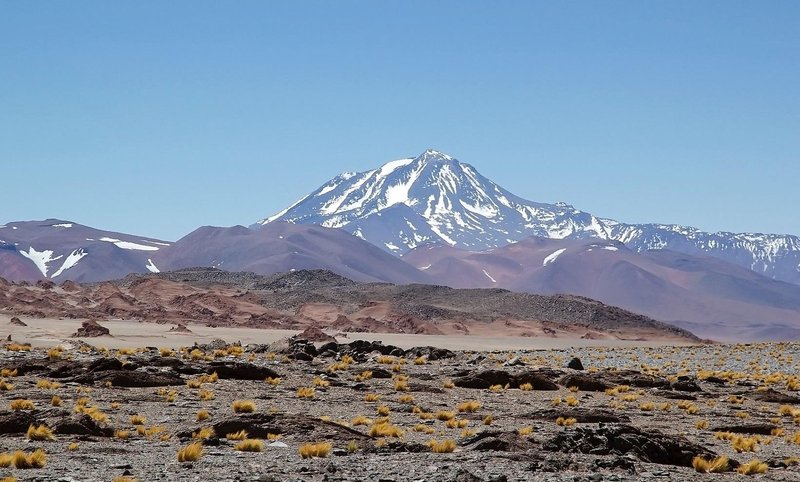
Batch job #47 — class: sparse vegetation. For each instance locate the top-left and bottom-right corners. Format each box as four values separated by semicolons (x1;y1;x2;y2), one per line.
177;442;204;462
692;455;730;473
232;400;256;413
298;442;332;459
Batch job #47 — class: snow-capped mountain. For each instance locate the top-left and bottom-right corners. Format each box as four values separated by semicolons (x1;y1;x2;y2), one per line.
258;149;800;285
0;219;169;282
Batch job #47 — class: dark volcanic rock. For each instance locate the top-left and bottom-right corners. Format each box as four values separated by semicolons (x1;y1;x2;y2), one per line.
525;408;629;424
461;430;537;452
296;326;337;343
52;413;114;437
710;423;778;435
454;369;559;390
71;369;184;387
0;410;36;433
9;316;27;326
542;424;727;468
404;345;455;361
751;388;800;404
206;361;280;380
71;319;111;337
181;412;370;442
567;357;584;370
559;373;612;392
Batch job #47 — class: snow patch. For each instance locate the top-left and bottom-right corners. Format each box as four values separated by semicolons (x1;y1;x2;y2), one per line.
20;247;62;277
482;269;496;283
543;248;567;266
52;249;87;278
99;237;159;251
145;259;160;273
52;223;73;228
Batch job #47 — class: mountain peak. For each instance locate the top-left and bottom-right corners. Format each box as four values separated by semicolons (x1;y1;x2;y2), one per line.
415;149;455;164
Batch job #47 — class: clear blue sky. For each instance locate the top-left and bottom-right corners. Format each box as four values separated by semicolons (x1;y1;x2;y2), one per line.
2;1;798;241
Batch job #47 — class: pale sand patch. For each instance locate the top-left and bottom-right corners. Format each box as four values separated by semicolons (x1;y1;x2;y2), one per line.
0;315;697;351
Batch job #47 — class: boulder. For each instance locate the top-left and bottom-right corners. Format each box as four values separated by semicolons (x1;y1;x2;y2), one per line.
206;361;280;380
71;320;110;338
567;357;584;370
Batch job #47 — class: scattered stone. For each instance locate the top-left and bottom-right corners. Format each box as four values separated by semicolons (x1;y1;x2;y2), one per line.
205;361;280;380
9;317;26;326
567;357;584;370
296;326;337;343
71;319;111;338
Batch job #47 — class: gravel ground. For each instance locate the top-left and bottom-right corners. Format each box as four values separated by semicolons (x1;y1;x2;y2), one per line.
1;340;799;481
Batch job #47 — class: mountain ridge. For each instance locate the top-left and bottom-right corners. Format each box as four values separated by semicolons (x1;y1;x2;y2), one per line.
259;149;800;285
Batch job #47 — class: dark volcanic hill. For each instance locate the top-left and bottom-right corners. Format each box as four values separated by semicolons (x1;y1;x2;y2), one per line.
152;222;431;285
0;268;699;343
402;237;800;342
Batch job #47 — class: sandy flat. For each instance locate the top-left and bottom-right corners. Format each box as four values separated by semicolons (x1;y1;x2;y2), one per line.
1;315;697;351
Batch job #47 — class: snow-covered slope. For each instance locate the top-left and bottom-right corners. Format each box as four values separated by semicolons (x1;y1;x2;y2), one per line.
0;219;168;282
258;149;800;285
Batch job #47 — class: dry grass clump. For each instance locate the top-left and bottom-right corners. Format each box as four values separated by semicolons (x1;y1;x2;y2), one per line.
265;376;281;385
445;419;469;429
377;405;390;416
695;420;709;430
177;442;204;462
519;382;533;391
130;414;146;425
114;430;130;440
67;442;79;451
0;368;18;377
556;417;576;427
393;378;410;391
736;459;768;475
226;430;248;441
369;420;405;438
483;414;494;425
351;416;372;426
232;400;256;413
456;400;481;413
26;424;55;441
414;424;436;434
565;395;579;407
639;402;655;411
51;396;62;407
518;426;534;436
196;409;210;422
299;442;332;458
414;356;427;365
159;347;174;357
354;371;372;382
192;427;215;440
6;343;31;352
297;387;316;399
443;380;455;389
234;439;264;452
398;394;416;404
0;378;13;391
731;435;760;453
10;399;34;411
198;389;215;401
691;455;730;473
0;449;46;469
364;393;381;402
427;439;457;453
312;377;330;388
36;379;60;390
436;411;455;421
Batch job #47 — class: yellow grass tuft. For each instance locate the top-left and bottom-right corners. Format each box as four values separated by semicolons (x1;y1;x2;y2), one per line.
10;399;34;411
26;424;55;441
369;421;404;438
565;395;579;407
428;439;457;453
299;442;332;458
312;377;330;388
196;409;210;422
443;380;455;389
232;400;256;413
4;449;47;469
177;442;204;462
692;455;730;473
364;393;381;402
736;459;768;475
352;416;372;426
483;414;494;425
51;396;62;407
296;387;316;399
518;426;534;436
414;356;427;365
130;414;146;425
731;435;759;453
556;417;576;427
265;376;281;385
436;411;455;421
639;402;655;411
67;442;79;451
234;439;264;452
456;400;481;413
192;426;215;440
519;382;533;391
399;394;416;404
114;430;130;440
695;420;709;430
198;389;215;401
226;430;248;441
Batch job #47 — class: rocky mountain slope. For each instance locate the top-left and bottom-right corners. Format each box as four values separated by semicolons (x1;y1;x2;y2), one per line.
0;219;168;282
403;237;800;342
0;268;698;342
258;150;800;285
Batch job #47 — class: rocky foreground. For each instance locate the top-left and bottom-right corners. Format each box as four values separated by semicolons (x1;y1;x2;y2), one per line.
1;337;799;481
